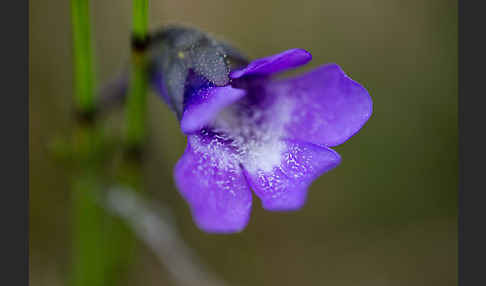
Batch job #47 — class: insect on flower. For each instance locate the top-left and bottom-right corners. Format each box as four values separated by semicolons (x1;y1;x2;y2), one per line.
147;25;373;233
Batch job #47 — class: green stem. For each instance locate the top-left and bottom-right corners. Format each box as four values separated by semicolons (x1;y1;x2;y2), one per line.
70;1;151;285
70;119;108;286
71;168;105;286
71;0;96;113
124;56;148;148
125;0;149;148
116;0;151;277
132;0;149;39
70;1;104;284
70;1;134;286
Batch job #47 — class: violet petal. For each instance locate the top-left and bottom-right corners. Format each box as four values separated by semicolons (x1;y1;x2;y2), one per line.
242;139;341;211
230;49;312;79
173;133;253;233
267;63;372;147
181;86;246;134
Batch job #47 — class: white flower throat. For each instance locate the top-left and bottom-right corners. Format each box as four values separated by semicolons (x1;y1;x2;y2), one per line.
207;95;294;173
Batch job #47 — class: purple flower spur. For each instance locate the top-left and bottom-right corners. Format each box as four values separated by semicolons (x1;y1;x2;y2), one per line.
148;26;373;233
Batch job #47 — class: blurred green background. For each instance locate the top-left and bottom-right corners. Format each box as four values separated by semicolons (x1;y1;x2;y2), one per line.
30;0;457;285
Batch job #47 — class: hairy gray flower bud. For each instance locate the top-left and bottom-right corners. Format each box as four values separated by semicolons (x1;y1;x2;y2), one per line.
148;25;249;117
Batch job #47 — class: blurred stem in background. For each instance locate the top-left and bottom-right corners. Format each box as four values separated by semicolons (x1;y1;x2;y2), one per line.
132;0;149;41
117;0;150;268
69;0;142;285
70;127;106;286
70;0;105;286
116;0;151;278
71;0;96;113
115;0;151;280
125;0;149;148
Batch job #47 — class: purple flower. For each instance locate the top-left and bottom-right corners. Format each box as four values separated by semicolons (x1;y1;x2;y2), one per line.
150;26;372;233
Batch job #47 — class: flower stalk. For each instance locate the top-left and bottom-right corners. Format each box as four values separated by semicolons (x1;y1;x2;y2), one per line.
70;1;135;285
71;0;96;114
112;0;152;281
125;0;149;148
70;1;106;285
132;0;149;40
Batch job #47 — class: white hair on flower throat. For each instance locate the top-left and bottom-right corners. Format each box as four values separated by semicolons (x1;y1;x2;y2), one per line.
209;94;295;173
